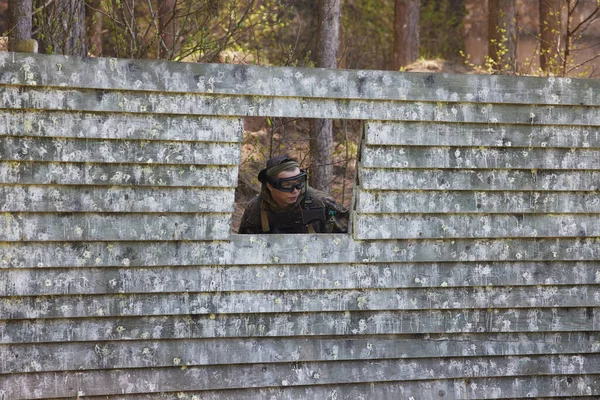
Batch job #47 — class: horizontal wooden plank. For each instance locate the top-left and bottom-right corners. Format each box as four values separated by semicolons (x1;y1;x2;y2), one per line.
359;168;600;191
2;52;599;106
0;162;238;187
3;331;600;374
0;136;240;165
362;145;600;169
2;237;600;268
3;286;600;319
3;260;599;296
0;213;231;241
0;185;234;213
2;354;600;398
366;121;600;148
354;214;600;240
71;375;600;400
0;110;243;142
3;261;599;296
3;309;599;344
2;86;600;125
357;190;600;214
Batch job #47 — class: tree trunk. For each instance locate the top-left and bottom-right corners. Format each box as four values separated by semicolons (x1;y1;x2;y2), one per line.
59;0;87;56
70;0;87;56
539;0;563;74
158;0;178;60
488;0;517;73
1;0;9;37
86;0;103;56
7;0;32;51
36;0;87;56
310;0;340;193
393;0;420;70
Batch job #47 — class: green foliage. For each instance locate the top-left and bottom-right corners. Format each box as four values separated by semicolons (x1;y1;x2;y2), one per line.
467;23;514;75
33;0;87;56
520;0;600;77
228;1;298;65
341;0;394;69
83;0;294;62
460;1;600;78
420;0;467;60
251;1;319;67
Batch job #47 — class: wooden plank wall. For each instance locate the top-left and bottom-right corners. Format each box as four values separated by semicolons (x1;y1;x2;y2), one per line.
1;52;600;399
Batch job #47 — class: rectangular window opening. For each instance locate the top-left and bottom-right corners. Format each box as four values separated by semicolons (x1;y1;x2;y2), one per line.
232;117;362;235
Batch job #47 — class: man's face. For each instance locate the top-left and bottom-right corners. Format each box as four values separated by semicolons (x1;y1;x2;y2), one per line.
267;167;303;208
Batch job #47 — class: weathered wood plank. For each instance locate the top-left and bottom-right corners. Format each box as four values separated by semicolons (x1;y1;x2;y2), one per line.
2;287;599;319
0;162;238;187
2;52;600;400
72;376;600;400
0;186;234;212
362;145;600;169
3;332;600;373
2;261;599;296
2;86;600;125
0;110;243;142
2;354;600;398
2;237;599;268
366;121;600;148
359;168;600;191
354;214;600;239
2;260;597;295
357;190;600;214
2;52;599;106
0;213;231;241
0;136;240;165
3;310;598;344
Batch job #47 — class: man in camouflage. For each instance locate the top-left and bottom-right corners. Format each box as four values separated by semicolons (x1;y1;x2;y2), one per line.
239;155;349;234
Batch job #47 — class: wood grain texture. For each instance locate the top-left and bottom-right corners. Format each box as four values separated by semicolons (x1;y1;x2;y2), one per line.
2;355;600;398
2;237;600;268
362;145;600;169
359;168;600;191
0;110;243;142
2;52;599;106
0;162;238;187
354;214;600;239
0;186;234;212
2;86;600;124
2;286;600;320
2;52;600;399
0;213;231;241
68;376;600;400
356;190;600;213
3;261;598;296
3;310;599;344
366;121;600;148
3;332;600;373
0;136;240;165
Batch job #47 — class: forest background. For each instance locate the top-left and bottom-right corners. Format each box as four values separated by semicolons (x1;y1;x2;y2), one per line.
2;0;600;231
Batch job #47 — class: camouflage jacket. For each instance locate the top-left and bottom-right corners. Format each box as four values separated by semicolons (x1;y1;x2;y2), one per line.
238;186;349;234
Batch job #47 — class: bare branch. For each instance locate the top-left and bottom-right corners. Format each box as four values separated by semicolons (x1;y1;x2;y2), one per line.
567;52;600;72
568;5;600;36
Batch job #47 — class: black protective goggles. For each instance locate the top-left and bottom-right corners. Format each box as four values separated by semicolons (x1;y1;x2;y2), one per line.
269;171;307;192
